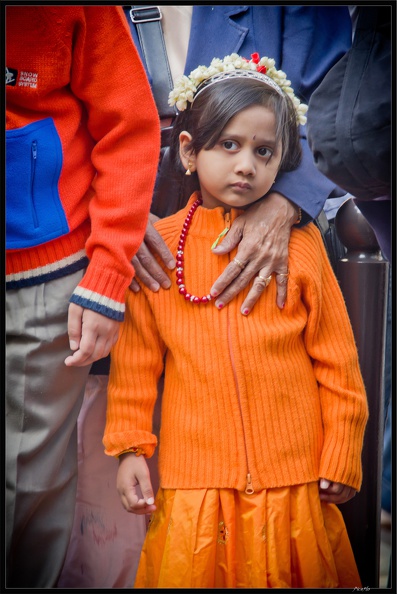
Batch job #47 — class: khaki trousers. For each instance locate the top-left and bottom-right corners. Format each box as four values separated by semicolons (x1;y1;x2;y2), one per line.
6;270;90;588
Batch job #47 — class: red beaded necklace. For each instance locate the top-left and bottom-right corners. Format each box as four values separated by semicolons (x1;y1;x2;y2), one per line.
176;197;213;304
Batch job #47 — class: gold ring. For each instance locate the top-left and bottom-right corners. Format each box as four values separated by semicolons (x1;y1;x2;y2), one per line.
233;258;246;270
276;272;289;285
258;274;272;287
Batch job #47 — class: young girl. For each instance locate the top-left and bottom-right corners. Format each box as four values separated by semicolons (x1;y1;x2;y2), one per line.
103;54;368;589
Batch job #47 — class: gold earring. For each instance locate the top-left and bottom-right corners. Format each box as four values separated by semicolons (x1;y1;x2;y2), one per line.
185;160;193;176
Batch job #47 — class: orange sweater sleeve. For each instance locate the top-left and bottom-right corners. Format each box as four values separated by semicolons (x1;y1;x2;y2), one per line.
67;6;160;311
294;225;369;489
104;288;167;458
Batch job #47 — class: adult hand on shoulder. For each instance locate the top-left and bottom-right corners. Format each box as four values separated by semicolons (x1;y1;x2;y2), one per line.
64;304;120;367
117;452;156;515
210;192;299;314
129;213;176;293
318;478;357;505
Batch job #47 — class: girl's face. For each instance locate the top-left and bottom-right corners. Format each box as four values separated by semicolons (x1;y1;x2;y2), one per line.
180;105;282;211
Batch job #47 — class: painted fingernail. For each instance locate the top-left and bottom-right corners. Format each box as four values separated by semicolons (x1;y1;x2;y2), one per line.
216;302;224;310
243;308;250;316
281;302;285;309
211;290;219;297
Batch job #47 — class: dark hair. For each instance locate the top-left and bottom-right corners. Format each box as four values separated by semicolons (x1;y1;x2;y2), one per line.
170;77;302;173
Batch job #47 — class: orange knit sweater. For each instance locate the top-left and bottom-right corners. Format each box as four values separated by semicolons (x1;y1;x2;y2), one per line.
6;6;160;320
104;194;368;492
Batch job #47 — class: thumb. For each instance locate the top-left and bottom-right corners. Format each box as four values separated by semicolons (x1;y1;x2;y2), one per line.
141;482;155;505
137;472;155;505
211;222;243;255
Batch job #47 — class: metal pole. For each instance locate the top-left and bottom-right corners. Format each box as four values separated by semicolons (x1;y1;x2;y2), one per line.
334;198;389;587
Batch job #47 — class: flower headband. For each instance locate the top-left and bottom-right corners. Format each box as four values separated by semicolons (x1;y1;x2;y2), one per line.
168;53;308;125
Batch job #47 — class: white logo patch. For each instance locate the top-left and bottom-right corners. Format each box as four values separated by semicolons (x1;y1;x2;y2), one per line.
18;71;38;88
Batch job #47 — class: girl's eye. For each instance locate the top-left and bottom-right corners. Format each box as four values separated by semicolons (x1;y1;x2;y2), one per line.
222;140;238;150
258;147;273;158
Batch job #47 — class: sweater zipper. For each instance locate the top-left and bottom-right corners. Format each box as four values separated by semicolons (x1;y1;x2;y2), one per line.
227;312;254;494
224;214;254;495
30;140;39;228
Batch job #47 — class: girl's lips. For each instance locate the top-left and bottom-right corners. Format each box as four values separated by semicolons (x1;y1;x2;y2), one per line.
231;182;252;190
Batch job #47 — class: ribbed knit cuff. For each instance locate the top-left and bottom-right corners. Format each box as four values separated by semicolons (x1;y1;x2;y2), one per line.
71;264;132;321
319;436;365;492
103;430;157;458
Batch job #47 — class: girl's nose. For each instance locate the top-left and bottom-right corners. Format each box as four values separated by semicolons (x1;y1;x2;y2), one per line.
234;151;255;176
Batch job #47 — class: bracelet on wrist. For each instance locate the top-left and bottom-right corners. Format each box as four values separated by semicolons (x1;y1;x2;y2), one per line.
120;447;146;457
132;447;145;457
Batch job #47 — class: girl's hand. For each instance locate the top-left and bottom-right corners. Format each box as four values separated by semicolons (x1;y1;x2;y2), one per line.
129;213;175;293
210;192;299;313
117;452;156;515
319;478;357;504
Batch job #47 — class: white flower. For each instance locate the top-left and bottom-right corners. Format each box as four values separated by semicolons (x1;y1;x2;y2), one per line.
224;53;240;63
259;57;275;69
176;99;188;111
298;113;308;125
233;58;245;69
210;58;224;69
207;65;221;77
190;66;209;83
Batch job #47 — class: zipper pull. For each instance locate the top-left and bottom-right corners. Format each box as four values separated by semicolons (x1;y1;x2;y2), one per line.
245;473;254;495
31;140;37;159
211;213;230;249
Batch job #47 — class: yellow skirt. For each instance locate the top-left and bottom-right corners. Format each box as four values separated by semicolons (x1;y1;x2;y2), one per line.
134;483;361;589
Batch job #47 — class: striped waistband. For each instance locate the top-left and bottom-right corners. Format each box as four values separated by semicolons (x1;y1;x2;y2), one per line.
6;249;88;290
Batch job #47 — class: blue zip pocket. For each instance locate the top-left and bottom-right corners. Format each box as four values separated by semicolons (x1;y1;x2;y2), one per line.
6;118;69;249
